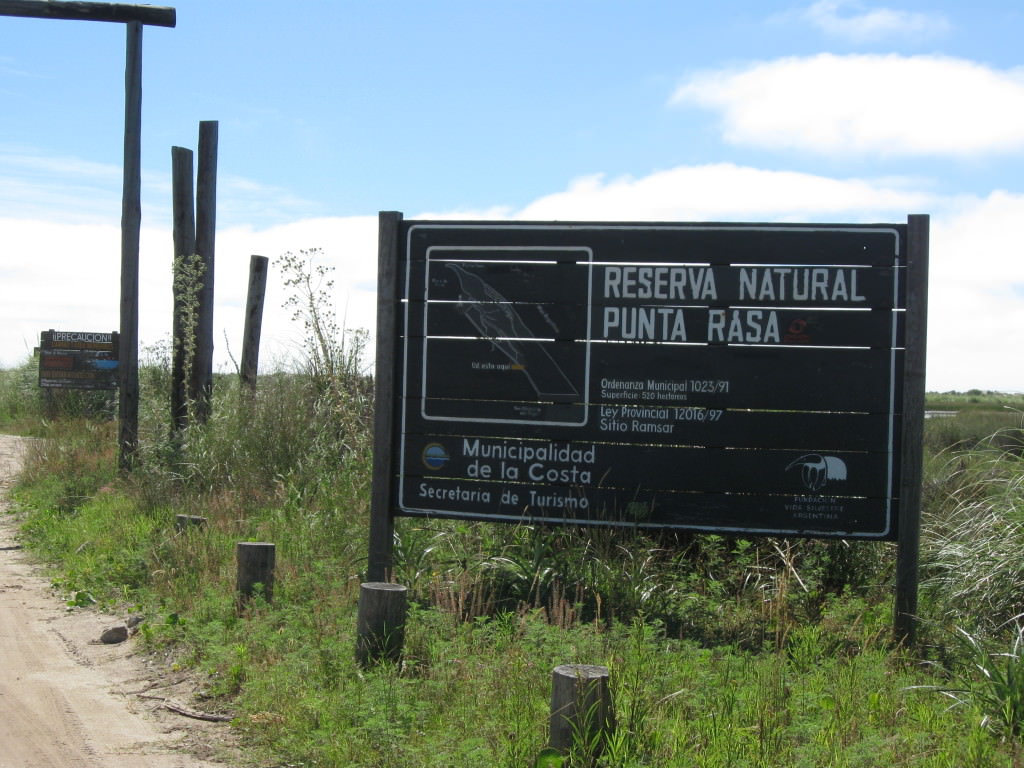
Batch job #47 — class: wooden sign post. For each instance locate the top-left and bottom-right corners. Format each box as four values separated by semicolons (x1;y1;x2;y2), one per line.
894;214;930;646
369;214;929;640
38;329;119;390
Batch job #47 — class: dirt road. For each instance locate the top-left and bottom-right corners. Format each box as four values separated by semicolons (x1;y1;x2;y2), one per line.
0;435;236;768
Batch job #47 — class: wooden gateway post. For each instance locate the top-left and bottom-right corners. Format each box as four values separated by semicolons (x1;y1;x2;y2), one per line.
192;120;218;424
170;145;195;432
0;1;177;469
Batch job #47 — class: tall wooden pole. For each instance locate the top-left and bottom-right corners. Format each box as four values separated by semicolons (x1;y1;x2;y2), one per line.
192;120;218;423
170;146;195;432
117;19;142;470
241;255;269;392
366;212;402;582
894;214;929;647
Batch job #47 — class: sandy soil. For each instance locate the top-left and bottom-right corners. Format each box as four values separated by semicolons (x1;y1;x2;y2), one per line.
0;435;241;768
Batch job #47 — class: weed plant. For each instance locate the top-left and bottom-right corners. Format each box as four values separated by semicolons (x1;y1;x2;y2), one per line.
1;357;115;433
5;308;1024;768
0;359;42;431
921;424;1024;640
912;620;1024;740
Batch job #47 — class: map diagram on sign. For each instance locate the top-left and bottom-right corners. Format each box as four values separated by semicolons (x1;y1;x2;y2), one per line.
446;264;579;401
419;247;592;426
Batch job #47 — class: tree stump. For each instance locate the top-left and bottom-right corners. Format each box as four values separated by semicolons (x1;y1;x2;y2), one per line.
174;514;207;532
549;664;614;756
236;542;275;605
355;582;407;667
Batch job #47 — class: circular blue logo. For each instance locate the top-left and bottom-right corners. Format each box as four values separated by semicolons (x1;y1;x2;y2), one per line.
422;443;450;470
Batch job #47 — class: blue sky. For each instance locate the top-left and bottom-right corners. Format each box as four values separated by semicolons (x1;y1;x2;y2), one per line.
1;0;1023;391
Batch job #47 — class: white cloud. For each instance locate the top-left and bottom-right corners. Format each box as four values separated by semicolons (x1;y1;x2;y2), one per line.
413;205;515;221
804;0;951;42
213;217;379;369
514;164;931;221
671;54;1024;156
2;167;1021;392
0;148;123;223
0;146;322;229
214;175;325;229
0;217;123;365
0;145;373;371
510;167;1023;392
0;215;380;374
927;191;1024;392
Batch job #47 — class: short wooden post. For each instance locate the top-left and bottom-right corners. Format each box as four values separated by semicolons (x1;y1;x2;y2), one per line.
355;582;407;666
236;542;275;604
240;255;269;392
174;514;207;532
549;664;614;757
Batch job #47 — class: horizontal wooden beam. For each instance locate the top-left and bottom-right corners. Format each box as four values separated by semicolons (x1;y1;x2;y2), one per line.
0;0;175;27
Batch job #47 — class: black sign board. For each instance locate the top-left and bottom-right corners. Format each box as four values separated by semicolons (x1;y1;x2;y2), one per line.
378;220;925;544
38;329;119;390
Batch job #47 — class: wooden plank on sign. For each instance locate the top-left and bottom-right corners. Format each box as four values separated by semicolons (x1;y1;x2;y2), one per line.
397;476;897;539
417;303;902;349
406;223;906;269
40;330;116;352
401;409;895;451
401;438;892;497
411;263;901;310
406;339;902;413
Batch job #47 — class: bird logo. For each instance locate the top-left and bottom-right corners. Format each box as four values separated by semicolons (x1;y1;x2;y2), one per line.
786;454;847;491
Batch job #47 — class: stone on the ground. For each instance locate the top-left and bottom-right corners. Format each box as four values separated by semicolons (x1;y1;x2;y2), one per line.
99;625;129;644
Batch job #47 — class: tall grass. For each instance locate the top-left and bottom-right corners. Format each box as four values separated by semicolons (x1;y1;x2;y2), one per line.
4;299;1024;767
0;360;40;430
0;358;115;433
921;423;1024;638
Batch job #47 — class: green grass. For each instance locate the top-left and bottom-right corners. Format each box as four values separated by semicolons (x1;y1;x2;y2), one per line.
920;426;1024;638
4;368;1024;765
926;390;1024;413
0;360;44;433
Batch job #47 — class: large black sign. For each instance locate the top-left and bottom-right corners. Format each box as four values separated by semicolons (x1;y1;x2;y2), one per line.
390;222;914;540
38;329;119;390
